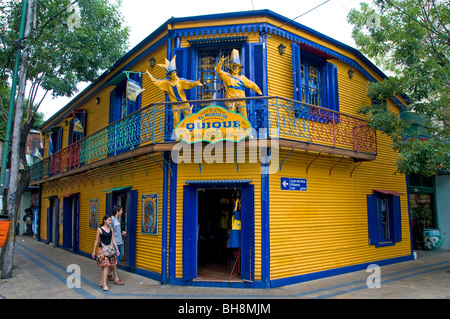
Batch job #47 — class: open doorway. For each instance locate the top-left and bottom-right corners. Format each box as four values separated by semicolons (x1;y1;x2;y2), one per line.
197;188;241;281
114;191;128;267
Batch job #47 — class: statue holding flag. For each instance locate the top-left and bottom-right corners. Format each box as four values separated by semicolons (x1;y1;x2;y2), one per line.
145;56;202;128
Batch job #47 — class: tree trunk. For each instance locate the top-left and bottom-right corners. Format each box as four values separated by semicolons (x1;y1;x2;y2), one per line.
1;0;35;279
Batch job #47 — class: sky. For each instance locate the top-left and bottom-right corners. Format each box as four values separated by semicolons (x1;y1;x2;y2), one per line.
39;0;368;120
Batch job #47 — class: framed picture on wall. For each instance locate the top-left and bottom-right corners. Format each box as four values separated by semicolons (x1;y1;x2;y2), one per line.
141;194;158;235
89;199;99;229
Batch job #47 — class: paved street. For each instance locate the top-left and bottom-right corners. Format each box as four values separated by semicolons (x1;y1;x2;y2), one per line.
1;236;449;301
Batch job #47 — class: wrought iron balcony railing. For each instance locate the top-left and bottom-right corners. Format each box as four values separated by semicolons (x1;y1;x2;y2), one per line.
30;96;377;182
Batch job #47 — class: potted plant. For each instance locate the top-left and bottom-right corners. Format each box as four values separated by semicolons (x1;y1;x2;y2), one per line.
411;205;431;250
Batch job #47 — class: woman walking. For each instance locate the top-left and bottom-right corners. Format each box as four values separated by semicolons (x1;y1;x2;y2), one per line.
92;215;124;291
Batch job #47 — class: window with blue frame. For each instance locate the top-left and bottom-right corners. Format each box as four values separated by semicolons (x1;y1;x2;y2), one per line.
68;110;87;145
197;48;235;105
108;72;142;155
367;191;402;247
300;57;324;107
291;43;339;119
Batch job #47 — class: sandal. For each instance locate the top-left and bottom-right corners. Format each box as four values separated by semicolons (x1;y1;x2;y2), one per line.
102;285;109;291
107;274;114;281
114;280;124;285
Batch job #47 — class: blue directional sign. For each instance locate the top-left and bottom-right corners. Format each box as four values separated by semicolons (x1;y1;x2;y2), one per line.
281;177;307;191
281;177;290;190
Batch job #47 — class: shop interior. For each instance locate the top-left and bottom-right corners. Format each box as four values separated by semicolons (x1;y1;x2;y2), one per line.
197;188;241;281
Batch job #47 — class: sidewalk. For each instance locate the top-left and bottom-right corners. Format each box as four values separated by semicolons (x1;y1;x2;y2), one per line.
1;235;450;299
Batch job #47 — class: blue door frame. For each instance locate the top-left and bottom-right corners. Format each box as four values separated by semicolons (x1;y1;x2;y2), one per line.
182;182;255;285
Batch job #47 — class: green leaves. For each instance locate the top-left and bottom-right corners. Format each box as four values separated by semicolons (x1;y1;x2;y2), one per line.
1;0;130;99
349;0;450;176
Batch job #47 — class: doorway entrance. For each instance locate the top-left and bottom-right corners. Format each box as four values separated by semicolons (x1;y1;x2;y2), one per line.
105;188;137;270
62;194;79;252
183;182;254;283
197;188;240;281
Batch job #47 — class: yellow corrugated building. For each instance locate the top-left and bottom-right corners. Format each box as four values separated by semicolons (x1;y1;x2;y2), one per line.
30;10;412;288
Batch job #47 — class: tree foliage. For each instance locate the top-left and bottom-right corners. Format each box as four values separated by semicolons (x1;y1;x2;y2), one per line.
348;0;450;176
0;0;129;279
1;0;129;102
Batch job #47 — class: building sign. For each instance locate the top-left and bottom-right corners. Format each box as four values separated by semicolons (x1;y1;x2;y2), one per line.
175;105;252;143
281;177;307;191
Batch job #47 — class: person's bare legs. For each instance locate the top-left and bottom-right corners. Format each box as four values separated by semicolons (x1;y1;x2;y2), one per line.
101;266;109;290
111;265;124;284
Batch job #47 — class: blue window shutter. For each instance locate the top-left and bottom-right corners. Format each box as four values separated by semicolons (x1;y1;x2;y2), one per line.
109;90;115;123
325;62;339;112
367;194;379;246
253;43;265;96
105;193;113;216
126;189;137;270
243;43;265;97
173;47;196;101
291;42;301;101
183;185;197;281
62;197;72;249
392;195;402;243
241;184;255;282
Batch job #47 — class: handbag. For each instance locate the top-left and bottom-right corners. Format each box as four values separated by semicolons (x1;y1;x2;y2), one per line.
101;242;116;257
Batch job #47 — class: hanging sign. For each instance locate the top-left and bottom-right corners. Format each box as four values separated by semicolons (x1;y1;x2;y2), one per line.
175;105;252;144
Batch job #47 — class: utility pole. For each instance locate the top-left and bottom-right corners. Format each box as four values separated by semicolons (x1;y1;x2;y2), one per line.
0;0;28;214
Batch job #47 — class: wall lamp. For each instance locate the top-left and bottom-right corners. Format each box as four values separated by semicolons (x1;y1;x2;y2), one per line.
95;97;101;104
278;43;286;55
348;69;354;79
149;57;156;67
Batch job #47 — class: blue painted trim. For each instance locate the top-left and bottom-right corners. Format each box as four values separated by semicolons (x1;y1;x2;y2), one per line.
172;23;378;83
168;156;178;284
279;147;294;171
261;150;270;288
134;267;162;282
270;254;415;288
161;151;169;284
375;242;395;248
405;175;414;255
169;9;387;80
174;278;266;289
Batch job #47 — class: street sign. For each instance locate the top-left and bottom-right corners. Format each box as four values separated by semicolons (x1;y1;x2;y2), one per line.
281;177;307;191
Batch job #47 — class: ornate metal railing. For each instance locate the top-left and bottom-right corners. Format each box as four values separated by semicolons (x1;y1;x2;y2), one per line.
30;96;377;182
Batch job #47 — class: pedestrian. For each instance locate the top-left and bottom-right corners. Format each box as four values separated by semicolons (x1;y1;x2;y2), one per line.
91;215;124;291
23;208;33;236
109;205;126;282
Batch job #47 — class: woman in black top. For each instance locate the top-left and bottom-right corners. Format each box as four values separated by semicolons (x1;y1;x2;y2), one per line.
92;215;121;291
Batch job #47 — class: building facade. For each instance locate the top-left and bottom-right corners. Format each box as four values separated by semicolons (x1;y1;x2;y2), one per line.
30;10;413;288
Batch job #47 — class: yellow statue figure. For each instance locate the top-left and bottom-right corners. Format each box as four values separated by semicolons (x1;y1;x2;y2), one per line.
215;49;262;120
146;56;202;128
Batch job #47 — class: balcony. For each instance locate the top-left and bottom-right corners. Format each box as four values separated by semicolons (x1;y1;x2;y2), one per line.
30;96;377;183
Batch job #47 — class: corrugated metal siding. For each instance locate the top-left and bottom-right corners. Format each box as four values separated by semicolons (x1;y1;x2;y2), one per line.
269;143;410;280
175;150;262;280
39;153;166;275
267;35;293;98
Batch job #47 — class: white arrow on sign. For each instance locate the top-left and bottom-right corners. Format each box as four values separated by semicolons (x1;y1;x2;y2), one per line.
282;180;289;188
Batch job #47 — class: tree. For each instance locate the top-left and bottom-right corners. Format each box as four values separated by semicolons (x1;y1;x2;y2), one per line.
347;0;450;176
0;0;129;279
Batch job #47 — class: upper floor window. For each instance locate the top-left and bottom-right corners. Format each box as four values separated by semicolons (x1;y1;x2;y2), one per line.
292;43;339;113
300;58;324;107
197;48;236;105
